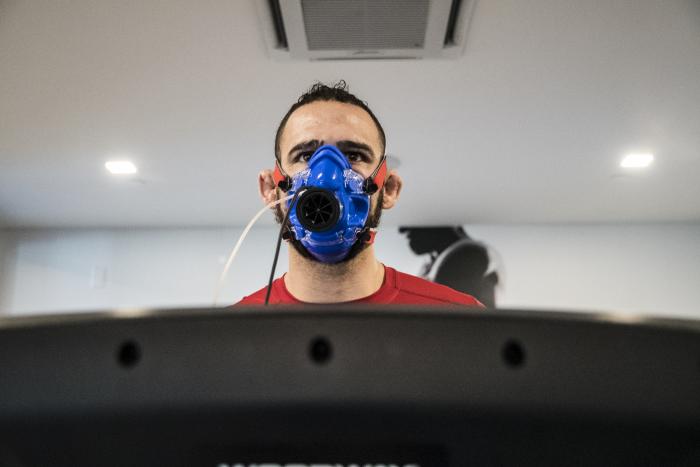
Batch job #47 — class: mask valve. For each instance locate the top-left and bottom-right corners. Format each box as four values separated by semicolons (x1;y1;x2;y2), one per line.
295;188;341;232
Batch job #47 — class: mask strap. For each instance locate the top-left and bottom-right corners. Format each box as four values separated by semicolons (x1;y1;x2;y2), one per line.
273;159;292;192
365;229;377;244
363;155;388;194
360;227;377;244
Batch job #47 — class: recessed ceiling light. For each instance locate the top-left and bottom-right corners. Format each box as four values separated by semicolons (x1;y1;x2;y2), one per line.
620;153;654;169
105;160;138;175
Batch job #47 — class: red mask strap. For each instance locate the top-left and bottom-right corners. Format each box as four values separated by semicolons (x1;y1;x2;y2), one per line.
363;228;377;244
363;155;388;194
273;160;291;192
365;230;377;244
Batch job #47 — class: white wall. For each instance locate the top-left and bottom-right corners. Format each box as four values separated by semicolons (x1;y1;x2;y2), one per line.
463;224;700;316
0;227;283;315
1;223;699;319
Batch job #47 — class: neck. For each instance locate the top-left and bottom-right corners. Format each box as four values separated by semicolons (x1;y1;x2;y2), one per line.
284;245;385;303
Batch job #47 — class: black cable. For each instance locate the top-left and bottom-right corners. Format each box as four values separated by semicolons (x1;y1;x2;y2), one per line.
265;189;304;305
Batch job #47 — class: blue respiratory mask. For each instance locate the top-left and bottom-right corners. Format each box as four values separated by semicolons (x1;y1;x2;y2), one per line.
273;145;387;264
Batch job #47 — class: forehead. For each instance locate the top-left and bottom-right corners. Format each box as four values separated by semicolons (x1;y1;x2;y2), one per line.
280;100;381;153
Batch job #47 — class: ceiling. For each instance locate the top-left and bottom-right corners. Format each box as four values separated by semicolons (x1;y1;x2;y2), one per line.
1;0;699;228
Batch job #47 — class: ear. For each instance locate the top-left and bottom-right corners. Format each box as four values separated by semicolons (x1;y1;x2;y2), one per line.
258;169;278;205
381;169;403;210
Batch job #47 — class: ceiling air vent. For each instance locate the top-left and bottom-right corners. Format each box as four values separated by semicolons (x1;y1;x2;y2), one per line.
257;0;475;60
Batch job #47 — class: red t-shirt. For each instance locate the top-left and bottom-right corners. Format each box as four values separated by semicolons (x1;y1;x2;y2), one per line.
236;265;484;307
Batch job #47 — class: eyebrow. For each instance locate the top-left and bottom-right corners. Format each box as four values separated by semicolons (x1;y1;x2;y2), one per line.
335;140;375;159
289;139;323;154
287;139;376;161
287;140;323;159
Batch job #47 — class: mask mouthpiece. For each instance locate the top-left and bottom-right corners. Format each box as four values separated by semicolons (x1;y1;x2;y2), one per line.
295;187;341;232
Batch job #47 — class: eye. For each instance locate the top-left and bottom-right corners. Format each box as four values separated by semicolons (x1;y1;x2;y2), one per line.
346;152;365;163
296;151;313;162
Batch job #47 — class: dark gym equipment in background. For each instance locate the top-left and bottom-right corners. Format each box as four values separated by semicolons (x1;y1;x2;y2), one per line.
1;307;699;466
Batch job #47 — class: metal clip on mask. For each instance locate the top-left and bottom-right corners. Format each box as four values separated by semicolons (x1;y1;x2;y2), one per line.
273;145;387;263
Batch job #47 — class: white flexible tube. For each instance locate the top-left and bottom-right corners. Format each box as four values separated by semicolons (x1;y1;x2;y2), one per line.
213;194;293;306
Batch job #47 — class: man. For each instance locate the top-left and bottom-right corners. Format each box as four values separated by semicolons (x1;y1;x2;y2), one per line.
237;81;483;307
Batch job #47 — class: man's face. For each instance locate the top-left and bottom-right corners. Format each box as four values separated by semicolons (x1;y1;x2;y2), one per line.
278;100;384;180
276;100;386;262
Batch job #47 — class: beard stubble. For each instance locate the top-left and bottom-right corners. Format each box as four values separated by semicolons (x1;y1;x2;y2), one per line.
274;189;384;264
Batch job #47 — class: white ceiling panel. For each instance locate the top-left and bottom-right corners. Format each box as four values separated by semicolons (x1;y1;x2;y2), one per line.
0;0;699;227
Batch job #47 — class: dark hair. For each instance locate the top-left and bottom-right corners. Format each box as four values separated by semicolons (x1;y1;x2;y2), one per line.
274;80;386;162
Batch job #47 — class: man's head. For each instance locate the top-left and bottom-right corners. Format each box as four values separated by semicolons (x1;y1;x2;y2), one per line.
274;81;386;163
399;226;469;255
259;81;402;264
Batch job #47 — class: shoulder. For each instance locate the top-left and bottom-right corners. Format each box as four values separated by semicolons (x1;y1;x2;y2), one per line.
234;278;280;306
233;275;295;306
234;286;267;306
391;267;484;307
